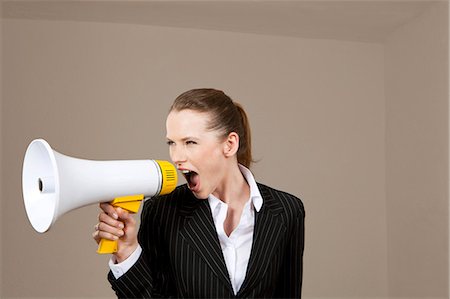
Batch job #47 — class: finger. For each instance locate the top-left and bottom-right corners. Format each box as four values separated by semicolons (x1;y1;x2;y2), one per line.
116;207;134;222
99;212;125;229
92;230;102;244
96;229;120;241
117;212;137;237
92;231;112;244
97;222;124;238
99;202;119;220
92;226;122;243
117;208;138;226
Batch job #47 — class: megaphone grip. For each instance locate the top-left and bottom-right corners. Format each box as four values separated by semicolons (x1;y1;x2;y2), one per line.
97;194;144;254
98;239;118;254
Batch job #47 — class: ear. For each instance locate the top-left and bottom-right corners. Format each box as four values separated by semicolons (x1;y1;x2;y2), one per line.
223;132;239;158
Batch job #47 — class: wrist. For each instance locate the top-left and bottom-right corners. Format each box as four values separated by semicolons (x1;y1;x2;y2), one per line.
114;243;138;263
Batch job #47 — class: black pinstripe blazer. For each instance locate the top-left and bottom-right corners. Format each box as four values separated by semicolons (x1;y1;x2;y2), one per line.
108;183;305;298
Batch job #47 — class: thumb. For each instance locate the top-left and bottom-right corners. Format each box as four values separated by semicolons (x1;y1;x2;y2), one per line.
116;207;129;220
115;207;135;226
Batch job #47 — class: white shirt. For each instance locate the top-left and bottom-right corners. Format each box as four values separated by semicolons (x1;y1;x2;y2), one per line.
208;164;262;294
110;164;263;296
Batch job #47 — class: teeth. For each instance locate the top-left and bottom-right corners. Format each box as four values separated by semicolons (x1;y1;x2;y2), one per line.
181;170;191;174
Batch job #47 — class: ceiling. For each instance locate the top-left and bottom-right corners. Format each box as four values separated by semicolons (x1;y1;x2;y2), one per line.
1;0;440;43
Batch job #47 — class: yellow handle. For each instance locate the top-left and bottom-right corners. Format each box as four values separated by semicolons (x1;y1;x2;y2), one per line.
97;194;144;254
98;238;118;253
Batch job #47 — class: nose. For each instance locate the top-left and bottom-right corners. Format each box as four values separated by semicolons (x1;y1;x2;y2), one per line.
170;144;187;166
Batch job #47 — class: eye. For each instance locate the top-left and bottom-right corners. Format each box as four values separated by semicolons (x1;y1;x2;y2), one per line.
166;140;175;146
186;140;197;145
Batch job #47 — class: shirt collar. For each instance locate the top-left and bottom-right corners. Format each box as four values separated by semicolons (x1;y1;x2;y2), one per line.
208;164;263;212
239;164;263;212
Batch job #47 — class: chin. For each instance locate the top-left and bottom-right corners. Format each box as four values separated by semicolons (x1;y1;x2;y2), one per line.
190;189;209;200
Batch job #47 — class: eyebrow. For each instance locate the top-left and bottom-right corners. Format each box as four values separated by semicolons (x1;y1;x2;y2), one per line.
166;136;199;142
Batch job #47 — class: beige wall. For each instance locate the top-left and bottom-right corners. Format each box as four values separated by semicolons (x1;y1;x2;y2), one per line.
1;19;388;298
2;2;449;298
0;2;3;296
385;2;449;298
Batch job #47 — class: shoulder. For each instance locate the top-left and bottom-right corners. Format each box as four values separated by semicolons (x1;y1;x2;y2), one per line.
141;184;195;217
257;182;305;219
139;184;198;240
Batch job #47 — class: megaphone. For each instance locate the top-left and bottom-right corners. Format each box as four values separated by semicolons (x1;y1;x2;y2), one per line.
22;138;177;253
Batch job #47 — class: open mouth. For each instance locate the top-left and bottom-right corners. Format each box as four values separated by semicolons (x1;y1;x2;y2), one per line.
181;170;200;191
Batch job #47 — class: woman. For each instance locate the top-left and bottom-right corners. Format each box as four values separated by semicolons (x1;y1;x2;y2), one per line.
93;88;305;298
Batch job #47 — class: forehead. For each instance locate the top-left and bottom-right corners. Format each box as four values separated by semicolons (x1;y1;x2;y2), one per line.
166;109;213;139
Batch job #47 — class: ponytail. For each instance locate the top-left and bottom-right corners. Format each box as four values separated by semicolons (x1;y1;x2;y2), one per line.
233;102;253;168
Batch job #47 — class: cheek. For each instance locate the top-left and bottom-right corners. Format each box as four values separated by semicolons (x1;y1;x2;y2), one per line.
200;148;226;173
204;144;223;159
193;143;220;159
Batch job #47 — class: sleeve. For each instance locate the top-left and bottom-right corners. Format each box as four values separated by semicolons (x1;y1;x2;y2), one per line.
109;245;143;279
108;251;155;298
274;201;305;298
107;197;175;298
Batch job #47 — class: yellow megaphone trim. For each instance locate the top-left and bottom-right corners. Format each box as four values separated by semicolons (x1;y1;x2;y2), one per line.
156;160;178;195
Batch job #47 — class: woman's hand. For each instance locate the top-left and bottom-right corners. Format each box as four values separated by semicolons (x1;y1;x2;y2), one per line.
93;202;139;263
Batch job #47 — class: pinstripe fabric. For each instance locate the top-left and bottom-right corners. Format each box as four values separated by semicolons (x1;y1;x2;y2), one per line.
108;183;305;298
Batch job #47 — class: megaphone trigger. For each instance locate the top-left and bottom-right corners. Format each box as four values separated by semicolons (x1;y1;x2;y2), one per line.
109;194;145;214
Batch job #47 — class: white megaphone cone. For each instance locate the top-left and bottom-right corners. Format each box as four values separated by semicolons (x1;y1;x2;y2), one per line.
22;139;177;253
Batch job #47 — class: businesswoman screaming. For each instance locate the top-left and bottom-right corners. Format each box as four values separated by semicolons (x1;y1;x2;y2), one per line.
93;88;305;298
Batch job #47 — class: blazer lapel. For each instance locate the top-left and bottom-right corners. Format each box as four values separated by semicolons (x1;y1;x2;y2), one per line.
179;198;233;293
237;184;286;297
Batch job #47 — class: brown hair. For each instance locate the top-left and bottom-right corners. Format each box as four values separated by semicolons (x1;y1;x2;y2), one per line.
170;88;253;168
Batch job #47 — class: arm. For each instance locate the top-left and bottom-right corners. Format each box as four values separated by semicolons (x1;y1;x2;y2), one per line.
274;205;305;298
106;198;176;298
107;250;155;298
93;201;151;297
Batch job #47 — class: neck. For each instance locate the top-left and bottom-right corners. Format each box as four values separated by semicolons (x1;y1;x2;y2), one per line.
212;163;250;206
